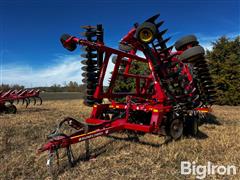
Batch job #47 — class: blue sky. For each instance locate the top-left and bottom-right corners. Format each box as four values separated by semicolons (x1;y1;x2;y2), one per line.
0;0;239;87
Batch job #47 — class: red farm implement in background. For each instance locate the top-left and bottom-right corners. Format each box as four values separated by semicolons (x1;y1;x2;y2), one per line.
0;89;42;113
38;14;216;175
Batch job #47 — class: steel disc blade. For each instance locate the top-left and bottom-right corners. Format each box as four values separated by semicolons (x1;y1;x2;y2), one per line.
195;64;209;69
199;74;212;79
202;80;213;85
206;89;216;94
81;66;98;72
86;95;95;100
81;59;97;66
186;57;204;63
208;99;216;104
203;85;215;89
145;13;160;22
81;53;97;59
87;84;97;89
82;72;98;78
158;29;168;37
82;74;97;79
83;99;95;106
86;90;95;95
155;37;171;47
196;64;208;69
198;72;211;77
81;25;96;30
156;21;164;28
197;68;210;73
199;78;212;83
195;60;207;67
192;94;200;101
208;95;217;99
81;46;97;52
82;78;98;84
81;31;96;37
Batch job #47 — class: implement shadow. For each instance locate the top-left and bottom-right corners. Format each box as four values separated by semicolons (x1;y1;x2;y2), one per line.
106;134;170;148
199;113;222;126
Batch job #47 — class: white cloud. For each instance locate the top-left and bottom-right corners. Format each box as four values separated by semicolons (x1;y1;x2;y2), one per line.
196;32;239;51
1;54;83;87
0;54;118;87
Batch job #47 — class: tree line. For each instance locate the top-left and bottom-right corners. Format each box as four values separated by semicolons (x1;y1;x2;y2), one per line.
207;36;239;105
0;81;86;92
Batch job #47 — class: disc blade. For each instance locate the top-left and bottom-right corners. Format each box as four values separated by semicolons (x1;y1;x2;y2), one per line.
145;14;160;22
81;53;97;59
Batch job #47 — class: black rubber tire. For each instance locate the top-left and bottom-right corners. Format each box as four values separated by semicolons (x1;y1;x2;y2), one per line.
184;116;199;137
175;35;199;51
179;46;205;63
5;104;17;114
60;34;77;52
135;22;157;43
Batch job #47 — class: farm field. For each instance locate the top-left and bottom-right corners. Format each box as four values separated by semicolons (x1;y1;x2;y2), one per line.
40;92;84;101
0;99;240;179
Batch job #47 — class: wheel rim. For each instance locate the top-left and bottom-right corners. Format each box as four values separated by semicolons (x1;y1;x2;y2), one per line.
139;29;153;43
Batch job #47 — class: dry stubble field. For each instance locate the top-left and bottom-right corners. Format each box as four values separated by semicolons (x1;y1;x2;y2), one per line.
0;99;240;179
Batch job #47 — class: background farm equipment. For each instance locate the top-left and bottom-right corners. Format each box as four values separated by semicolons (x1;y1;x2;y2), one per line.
38;14;216;175
0;89;42;114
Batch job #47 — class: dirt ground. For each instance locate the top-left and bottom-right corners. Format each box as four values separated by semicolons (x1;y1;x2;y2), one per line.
0;100;239;179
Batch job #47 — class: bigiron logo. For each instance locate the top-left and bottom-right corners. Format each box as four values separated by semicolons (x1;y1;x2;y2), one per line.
181;161;237;179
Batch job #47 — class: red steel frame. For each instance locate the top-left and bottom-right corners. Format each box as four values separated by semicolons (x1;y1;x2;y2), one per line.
0;89;41;106
38;28;210;153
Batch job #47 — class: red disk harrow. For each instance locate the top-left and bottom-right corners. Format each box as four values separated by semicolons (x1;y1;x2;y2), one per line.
38;14;216;174
0;89;42;113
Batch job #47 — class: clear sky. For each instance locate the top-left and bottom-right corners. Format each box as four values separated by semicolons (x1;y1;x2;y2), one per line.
0;0;239;87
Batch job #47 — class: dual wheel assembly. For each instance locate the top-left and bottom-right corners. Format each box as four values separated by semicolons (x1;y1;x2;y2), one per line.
166;112;199;140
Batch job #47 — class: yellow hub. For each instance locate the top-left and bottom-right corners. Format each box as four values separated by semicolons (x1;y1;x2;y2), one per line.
139;29;153;43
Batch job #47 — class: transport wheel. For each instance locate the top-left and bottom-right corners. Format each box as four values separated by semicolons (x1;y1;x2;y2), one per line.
135;22;157;43
5;104;17;114
179;46;205;63
174;35;198;51
60;34;77;51
184;116;199;136
168;119;184;140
